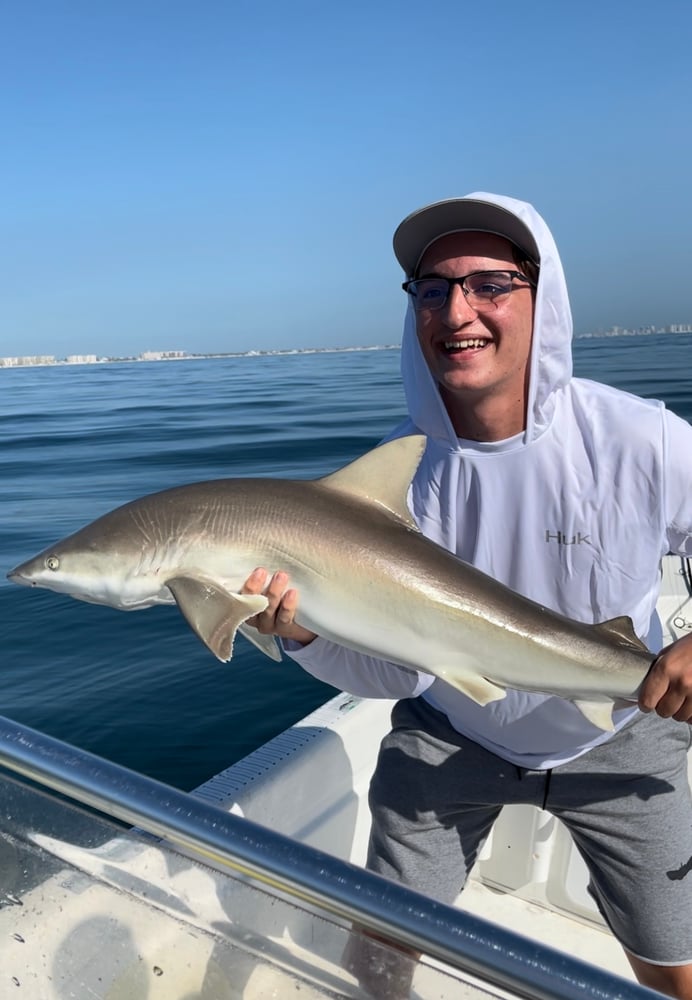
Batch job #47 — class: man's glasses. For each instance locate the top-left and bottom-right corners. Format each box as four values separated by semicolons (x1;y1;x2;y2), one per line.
403;270;536;312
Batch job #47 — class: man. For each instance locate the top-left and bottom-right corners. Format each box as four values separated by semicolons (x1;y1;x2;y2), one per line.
243;193;692;998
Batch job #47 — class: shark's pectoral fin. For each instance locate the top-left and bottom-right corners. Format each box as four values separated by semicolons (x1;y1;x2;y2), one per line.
439;670;507;706
237;623;283;663
167;576;269;662
572;698;616;731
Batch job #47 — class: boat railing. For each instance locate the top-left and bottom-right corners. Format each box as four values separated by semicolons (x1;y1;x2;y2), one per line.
0;714;659;1000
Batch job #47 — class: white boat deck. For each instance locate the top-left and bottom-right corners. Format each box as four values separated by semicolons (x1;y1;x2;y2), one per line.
195;692;636;993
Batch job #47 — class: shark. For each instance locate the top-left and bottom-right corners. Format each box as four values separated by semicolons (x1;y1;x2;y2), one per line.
7;435;655;731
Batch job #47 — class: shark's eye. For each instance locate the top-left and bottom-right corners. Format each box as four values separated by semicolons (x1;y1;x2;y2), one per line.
45;556;60;571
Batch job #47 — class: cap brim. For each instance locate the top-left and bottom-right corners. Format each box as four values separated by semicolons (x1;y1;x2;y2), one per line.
393;198;540;276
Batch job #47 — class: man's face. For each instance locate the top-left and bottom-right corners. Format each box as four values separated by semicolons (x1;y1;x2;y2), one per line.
414;231;535;436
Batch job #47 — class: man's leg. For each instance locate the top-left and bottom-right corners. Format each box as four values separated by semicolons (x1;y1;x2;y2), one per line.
626;954;692;999
343;698;509;998
549;712;692;1000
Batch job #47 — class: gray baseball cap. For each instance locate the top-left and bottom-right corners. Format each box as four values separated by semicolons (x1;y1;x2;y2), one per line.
393;197;540;277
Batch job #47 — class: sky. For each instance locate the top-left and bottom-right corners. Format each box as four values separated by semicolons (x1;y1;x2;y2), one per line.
2;0;692;358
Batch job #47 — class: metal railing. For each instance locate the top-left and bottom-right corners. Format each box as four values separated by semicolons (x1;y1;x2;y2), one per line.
0;715;658;1000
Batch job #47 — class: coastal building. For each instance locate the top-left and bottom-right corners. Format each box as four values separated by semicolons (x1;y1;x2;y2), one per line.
576;323;692;339
0;355;56;367
66;355;99;365
138;350;188;361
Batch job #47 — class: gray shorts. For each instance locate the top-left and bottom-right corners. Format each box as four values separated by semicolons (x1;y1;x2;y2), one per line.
366;697;692;965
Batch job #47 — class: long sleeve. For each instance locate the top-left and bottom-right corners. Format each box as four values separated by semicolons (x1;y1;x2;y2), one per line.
664;408;692;556
283;637;435;699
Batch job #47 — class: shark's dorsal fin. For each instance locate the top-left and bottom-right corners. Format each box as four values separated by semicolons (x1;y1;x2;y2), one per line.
318;435;426;529
593;616;650;654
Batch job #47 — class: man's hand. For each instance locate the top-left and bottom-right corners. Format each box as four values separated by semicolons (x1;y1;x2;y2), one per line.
638;632;692;722
241;568;317;647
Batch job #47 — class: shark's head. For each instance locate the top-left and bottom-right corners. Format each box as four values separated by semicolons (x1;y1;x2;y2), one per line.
7;520;156;609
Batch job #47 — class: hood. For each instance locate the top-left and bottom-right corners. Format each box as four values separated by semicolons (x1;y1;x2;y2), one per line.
399;192;573;448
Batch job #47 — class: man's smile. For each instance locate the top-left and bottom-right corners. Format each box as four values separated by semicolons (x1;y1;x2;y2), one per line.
442;337;492;354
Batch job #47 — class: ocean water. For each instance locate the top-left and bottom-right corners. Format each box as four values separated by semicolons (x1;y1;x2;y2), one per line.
2;337;691;791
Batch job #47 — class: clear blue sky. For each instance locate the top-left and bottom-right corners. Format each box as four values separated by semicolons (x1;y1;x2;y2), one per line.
2;1;691;357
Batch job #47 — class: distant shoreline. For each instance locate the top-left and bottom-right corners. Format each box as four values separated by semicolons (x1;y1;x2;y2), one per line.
2;330;692;369
575;328;692;340
0;344;401;369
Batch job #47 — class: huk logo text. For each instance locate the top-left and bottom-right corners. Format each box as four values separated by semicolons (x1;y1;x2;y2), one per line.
545;530;592;546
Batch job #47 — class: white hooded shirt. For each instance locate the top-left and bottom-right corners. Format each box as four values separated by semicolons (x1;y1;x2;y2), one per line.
287;192;692;769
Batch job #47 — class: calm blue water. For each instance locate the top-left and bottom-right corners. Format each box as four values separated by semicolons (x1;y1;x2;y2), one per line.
2;338;691;790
